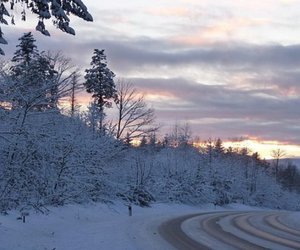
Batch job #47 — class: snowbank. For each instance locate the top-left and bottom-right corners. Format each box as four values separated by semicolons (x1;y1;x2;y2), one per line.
0;202;212;250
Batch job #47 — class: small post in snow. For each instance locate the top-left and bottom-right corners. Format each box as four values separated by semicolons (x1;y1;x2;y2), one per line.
21;211;29;223
128;204;132;216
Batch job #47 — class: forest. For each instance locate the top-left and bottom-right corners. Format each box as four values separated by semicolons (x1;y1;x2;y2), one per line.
0;32;300;214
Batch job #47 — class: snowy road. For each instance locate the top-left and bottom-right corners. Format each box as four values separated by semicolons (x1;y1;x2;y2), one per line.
159;211;300;250
2;203;300;250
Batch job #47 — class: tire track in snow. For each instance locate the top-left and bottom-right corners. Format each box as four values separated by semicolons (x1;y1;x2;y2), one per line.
160;211;300;250
264;214;300;237
201;212;264;249
233;213;300;249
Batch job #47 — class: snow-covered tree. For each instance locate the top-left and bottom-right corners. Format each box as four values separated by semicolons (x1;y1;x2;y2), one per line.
0;0;93;55
11;32;39;66
1;34;79;116
84;49;117;133
84;101;105;134
69;73;82;116
7;32;57;112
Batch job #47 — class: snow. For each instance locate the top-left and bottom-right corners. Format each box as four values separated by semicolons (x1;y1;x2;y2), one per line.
182;204;300;250
284;211;300;229
1;202;300;250
0;201;203;250
181;204;264;250
218;212;292;250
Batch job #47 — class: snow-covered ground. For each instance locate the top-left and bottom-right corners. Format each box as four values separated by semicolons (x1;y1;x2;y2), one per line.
0;202;210;250
1;202;299;250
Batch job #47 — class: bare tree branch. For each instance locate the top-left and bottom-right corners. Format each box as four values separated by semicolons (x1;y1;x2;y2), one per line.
114;79;159;141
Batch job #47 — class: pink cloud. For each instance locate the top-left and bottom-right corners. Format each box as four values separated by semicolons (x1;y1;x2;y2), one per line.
171;17;270;46
146;7;190;17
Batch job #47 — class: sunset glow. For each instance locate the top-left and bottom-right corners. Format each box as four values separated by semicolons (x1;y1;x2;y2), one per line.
223;139;300;159
3;0;300;159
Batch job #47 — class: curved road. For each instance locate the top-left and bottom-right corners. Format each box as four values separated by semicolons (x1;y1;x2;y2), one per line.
159;211;300;250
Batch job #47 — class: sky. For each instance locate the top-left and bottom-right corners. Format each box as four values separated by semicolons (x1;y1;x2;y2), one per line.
2;0;300;159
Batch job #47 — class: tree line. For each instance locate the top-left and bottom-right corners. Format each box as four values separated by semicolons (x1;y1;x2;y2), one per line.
0;33;299;213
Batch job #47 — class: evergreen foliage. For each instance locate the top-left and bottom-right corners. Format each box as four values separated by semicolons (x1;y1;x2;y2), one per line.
11;32;39;66
0;0;93;54
84;49;116;109
8;32;58;111
84;49;116;133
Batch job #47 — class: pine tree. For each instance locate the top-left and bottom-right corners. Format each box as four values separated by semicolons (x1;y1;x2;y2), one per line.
9;32;40;109
0;27;7;55
84;49;116;108
11;32;39;75
0;0;93;55
214;138;224;155
9;33;57;111
84;49;116;132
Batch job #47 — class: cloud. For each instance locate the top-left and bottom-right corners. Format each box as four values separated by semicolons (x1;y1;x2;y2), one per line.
2;15;299;146
57;40;300;86
79;39;300;98
129;77;299;119
123;77;300;144
6;34;300;82
71;37;300;72
146;7;190;17
171;17;270;46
